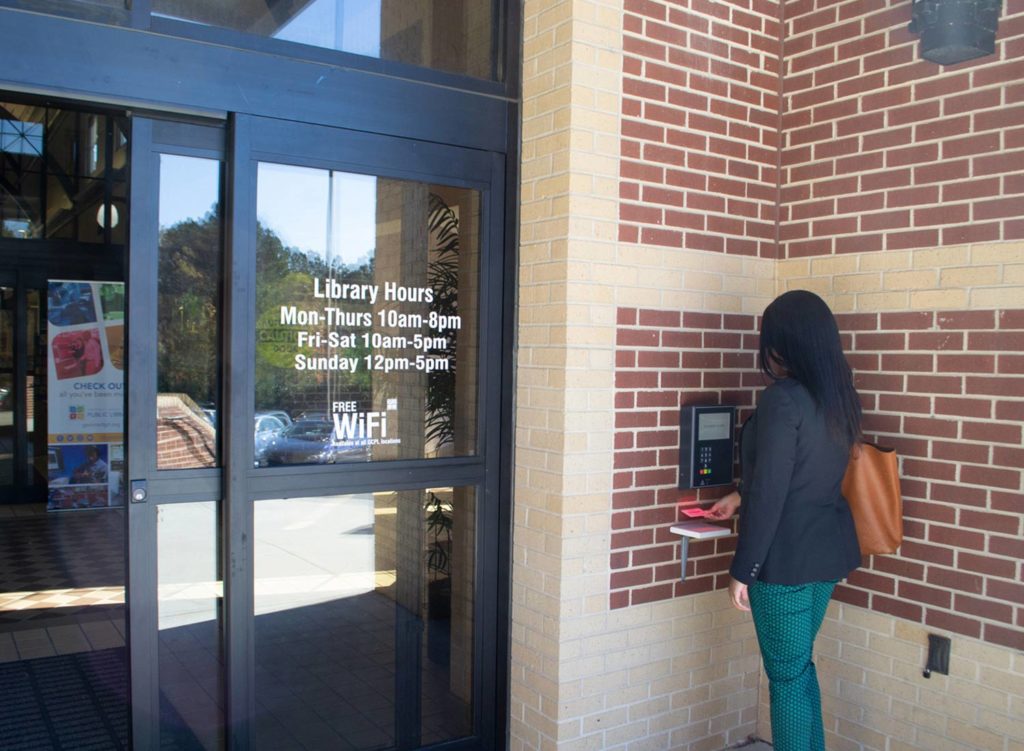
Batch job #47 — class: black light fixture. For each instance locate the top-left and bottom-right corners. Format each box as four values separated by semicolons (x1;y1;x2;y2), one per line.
908;0;1002;65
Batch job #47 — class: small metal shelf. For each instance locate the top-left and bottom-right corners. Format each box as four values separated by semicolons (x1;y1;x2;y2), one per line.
670;522;731;581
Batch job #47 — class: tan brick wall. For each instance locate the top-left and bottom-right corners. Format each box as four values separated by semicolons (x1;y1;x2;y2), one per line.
514;0;624;748
757;602;1024;751
516;1;773;749
777;242;1024;313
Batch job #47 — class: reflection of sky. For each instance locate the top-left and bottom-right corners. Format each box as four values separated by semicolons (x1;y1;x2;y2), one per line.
159;155;219;227
275;0;382;58
0;117;44;156
155;0;382;59
158;155;377;268
257;163;377;268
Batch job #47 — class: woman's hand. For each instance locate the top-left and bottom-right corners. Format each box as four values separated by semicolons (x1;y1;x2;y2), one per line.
705;490;740;521
728;577;750;611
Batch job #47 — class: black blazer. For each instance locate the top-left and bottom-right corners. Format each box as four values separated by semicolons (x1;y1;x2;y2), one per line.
729;378;862;586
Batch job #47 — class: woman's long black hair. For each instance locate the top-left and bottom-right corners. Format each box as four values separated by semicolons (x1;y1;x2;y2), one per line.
759;290;862;447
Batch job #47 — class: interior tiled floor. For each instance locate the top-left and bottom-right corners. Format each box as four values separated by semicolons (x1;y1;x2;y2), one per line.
0;646;131;751
0;503;126;659
0;502;131;750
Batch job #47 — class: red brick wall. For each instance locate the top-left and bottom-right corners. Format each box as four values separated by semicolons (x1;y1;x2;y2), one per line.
613;0;1024;649
611;308;762;608
620;0;1024;259
612;307;1024;650
619;0;783;257
781;0;1024;257
837;309;1024;651
157;396;216;469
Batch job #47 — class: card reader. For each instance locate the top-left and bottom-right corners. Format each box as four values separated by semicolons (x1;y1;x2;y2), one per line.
678;405;736;489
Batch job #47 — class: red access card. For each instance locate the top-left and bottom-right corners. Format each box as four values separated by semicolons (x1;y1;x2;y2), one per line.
681;507;710;518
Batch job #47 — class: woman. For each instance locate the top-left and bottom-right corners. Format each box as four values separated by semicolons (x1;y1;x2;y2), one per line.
707;290;862;751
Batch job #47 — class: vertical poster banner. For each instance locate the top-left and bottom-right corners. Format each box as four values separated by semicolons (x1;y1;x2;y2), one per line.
46;280;125;510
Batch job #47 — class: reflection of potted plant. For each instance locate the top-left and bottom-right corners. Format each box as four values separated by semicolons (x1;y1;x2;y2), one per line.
425;193;459;451
425;490;453;620
424;195;458;663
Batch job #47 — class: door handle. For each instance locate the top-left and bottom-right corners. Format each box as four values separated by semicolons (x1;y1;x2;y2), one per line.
130;479;148;503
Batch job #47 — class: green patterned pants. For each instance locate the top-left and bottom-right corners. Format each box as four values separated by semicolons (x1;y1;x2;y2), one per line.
748;580;836;751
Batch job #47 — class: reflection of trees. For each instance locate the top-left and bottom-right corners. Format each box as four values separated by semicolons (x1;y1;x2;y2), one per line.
254;222;372;414
158;193;460;430
157;208;221;405
158;211;374;415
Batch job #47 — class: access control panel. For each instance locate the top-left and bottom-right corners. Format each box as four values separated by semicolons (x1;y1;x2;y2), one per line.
678;405;736;489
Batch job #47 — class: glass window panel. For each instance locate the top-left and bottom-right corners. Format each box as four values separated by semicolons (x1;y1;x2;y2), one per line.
157;155;223;469
112;119;129;171
46;108;82;177
48;177;108;243
255;164;479;465
1;169;42;240
158;502;225;750
254;487;475;751
1;1;130;29
14;0;129;16
65;0;127;7
0;110;45;184
152;0;498;80
0;287;13;486
25;289;46;488
0;101;128;244
107;182;127;246
0;118;43;157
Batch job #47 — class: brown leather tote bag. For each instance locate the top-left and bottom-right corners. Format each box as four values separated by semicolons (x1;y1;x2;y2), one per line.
842;442;903;555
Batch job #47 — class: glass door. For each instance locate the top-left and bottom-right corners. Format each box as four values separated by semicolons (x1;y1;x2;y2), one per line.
229;115;505;751
128;113;507;750
127;116;227;750
0;277;13;493
0;272;47;503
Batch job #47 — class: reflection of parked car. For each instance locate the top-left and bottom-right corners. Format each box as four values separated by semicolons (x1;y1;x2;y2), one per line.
254;413;288;467
262;420;369;466
262;410;293;427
